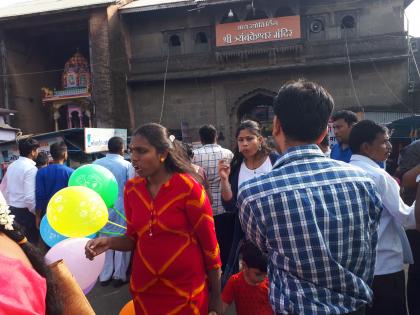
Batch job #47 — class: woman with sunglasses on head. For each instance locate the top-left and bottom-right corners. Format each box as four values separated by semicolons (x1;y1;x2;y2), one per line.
218;120;278;285
86;123;222;315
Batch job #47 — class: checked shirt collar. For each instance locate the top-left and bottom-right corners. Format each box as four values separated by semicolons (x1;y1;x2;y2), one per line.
272;144;325;170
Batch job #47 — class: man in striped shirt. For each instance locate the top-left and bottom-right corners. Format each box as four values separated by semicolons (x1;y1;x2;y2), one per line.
193;124;233;270
237;80;382;315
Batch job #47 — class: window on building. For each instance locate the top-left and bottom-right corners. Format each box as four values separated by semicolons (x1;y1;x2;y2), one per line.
307;16;326;41
195;32;208;44
275;6;295;17
166;33;183;54
194;31;209;52
340;14;357;38
341;15;355;29
169;34;181;47
310;19;324;33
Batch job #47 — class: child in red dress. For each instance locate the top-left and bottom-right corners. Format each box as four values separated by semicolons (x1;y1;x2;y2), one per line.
222;241;273;315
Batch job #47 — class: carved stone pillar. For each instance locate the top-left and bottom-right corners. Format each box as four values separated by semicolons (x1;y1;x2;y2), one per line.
53;109;60;131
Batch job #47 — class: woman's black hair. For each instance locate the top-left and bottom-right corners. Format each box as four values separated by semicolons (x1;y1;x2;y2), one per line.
133;123;203;185
181;142;194;161
0;222;62;315
231;120;271;171
179;141;213;203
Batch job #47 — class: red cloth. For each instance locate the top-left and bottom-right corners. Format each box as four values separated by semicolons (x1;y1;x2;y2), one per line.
0;254;47;315
222;271;273;315
124;173;221;315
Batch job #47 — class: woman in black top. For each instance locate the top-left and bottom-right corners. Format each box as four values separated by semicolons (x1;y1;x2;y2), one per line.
218;120;278;285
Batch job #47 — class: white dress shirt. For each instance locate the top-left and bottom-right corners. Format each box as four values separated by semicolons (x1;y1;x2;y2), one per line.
350;154;416;275
0;156;37;213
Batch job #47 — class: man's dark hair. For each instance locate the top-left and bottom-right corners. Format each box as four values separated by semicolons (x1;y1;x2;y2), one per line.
198;125;217;145
273;79;334;142
50;141;68;161
331;110;358;126
18;137;40;157
35;151;49;168
349;120;388;154
241;241;267;273
108;137;124;154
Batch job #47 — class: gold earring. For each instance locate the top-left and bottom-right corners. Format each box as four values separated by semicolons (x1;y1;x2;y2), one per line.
160;157;165;163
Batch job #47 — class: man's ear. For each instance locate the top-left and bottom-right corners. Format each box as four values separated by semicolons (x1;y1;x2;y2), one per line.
272;116;281;137
360;142;370;155
315;128;328;145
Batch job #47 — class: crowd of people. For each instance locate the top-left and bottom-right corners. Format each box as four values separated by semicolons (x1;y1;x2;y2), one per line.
1;79;420;315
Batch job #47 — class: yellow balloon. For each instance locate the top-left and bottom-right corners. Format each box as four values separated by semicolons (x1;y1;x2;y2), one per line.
47;186;108;238
119;300;135;315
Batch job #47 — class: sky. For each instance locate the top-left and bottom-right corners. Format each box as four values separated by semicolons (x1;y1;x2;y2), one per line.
0;0;420;36
406;0;420;37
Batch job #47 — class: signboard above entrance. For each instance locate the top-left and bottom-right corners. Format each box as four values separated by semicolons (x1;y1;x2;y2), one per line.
216;16;301;47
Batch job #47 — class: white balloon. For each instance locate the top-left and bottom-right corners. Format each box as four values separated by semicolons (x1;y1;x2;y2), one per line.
45;238;105;291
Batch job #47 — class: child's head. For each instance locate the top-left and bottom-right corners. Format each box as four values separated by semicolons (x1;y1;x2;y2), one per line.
349;120;392;163
241;241;267;284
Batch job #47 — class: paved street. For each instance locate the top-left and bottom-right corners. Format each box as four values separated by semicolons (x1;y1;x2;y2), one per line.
87;282;131;315
86;281;236;315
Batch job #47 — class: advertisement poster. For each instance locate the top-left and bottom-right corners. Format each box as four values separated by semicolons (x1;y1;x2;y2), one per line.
84;128;127;153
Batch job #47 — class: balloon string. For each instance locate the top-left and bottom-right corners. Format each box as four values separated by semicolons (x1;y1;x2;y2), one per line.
107;220;127;230
111;207;126;222
100;230;124;236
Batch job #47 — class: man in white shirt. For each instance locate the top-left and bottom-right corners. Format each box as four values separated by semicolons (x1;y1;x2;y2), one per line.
0;137;39;243
349;120;419;315
193;124;233;270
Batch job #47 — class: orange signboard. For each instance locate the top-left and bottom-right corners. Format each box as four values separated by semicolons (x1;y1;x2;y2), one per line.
216;16;301;47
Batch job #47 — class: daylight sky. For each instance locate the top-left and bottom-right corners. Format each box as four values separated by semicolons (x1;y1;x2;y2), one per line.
0;0;420;36
406;0;420;37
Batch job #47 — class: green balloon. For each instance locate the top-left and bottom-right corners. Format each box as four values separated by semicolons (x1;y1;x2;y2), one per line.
68;164;118;208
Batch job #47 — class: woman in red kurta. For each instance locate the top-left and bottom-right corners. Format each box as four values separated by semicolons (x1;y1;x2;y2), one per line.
86;123;222;315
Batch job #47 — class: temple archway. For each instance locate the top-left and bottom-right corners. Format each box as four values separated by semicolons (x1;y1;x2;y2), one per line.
230;89;277;144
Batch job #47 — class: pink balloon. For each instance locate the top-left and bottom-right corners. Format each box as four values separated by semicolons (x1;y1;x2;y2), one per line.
83;281;96;295
45;238;105;292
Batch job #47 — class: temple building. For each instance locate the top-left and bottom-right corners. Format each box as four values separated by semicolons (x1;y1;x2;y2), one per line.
119;0;414;146
42;50;93;131
0;0;129;134
0;0;416;145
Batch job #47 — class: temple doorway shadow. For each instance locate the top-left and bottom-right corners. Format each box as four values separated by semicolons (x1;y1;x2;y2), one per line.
230;89;277;144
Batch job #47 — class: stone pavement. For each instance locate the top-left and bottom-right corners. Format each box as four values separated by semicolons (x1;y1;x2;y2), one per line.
87;282;131;315
86;281;236;315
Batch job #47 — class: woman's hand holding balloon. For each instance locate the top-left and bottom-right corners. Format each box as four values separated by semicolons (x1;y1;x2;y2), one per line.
85;237;110;260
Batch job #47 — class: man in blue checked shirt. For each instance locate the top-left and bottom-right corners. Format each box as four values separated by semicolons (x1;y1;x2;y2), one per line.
237;80;383;315
94;137;136;287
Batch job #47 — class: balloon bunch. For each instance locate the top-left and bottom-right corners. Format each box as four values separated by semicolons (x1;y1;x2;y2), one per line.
41;164;120;294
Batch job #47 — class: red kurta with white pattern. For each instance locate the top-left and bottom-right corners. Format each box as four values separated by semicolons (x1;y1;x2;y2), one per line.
124;173;221;315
